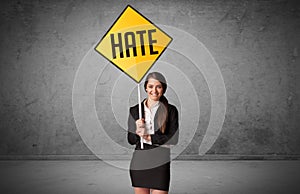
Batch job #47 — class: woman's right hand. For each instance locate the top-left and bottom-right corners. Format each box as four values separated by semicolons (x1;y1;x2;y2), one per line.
135;119;145;137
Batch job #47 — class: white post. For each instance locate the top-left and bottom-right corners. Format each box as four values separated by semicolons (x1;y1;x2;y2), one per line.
138;83;144;149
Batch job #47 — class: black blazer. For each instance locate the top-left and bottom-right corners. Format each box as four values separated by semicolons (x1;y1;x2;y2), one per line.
127;100;179;150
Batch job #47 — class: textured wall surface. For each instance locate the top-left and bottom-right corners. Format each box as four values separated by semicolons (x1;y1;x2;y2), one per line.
0;0;299;158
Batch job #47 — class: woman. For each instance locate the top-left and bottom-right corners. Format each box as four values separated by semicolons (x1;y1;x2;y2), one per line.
127;72;179;194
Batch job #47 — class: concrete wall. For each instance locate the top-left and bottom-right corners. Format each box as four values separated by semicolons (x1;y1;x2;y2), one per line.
0;0;299;159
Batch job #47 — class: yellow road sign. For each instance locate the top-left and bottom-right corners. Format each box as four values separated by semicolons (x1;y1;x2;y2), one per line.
95;5;172;83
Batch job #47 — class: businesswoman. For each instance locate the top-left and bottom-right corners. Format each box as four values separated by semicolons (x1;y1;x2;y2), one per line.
127;72;179;194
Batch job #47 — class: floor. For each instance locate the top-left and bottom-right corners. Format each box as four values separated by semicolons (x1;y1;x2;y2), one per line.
0;160;300;194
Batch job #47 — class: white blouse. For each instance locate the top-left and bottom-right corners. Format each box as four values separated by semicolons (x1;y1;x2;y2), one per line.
142;100;160;145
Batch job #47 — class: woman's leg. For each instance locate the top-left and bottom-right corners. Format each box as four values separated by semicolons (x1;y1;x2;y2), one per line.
151;189;168;194
134;187;150;194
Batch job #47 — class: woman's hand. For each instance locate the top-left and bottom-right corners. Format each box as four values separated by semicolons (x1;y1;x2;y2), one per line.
135;119;145;137
136;119;152;142
143;134;151;141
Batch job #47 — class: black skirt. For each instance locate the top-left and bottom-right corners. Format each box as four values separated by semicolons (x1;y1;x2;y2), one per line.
129;145;171;191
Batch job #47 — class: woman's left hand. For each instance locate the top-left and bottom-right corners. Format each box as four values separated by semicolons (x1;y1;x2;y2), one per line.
143;134;151;141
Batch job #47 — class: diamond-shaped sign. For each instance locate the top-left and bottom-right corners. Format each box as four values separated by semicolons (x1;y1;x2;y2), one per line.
95;5;172;83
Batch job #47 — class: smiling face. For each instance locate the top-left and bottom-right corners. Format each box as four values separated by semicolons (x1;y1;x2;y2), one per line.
146;78;164;102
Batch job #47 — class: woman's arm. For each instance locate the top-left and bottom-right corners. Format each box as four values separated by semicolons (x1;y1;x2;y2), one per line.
127;107;140;145
150;105;179;145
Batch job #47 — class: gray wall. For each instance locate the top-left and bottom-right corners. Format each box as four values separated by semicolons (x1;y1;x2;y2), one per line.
0;0;299;158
